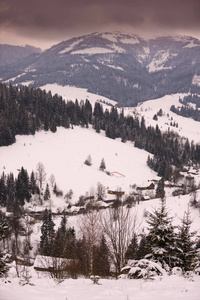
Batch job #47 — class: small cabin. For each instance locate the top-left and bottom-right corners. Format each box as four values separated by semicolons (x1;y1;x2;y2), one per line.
137;183;155;191
33;255;75;274
142;195;150;201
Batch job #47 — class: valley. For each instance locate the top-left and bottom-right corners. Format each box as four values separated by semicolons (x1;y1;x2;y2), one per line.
0;32;200;300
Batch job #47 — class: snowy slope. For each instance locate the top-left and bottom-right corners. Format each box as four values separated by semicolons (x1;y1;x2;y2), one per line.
0;126;156;207
40;83;117;106
41;84;200;143
1;86;200;299
0;84;200;227
128;93;200;143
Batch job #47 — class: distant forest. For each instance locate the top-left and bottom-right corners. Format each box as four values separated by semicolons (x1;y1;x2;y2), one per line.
170;94;200;122
1;83;200;180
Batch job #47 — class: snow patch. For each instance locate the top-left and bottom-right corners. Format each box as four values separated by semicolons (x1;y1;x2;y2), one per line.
183;40;200;48
40;83;117;106
3;73;26;83
147;50;172;72
106;64;124;71
192;74;200;86
59;39;83;54
112;44;126;53
18;80;34;86
101;33;118;43
119;36;140;45
71;47;114;55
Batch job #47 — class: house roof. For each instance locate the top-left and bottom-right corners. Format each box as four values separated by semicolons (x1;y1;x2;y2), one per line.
33;255;73;270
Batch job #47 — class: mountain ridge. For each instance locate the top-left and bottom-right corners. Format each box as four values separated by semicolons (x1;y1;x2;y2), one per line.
0;44;42;67
1;31;200;106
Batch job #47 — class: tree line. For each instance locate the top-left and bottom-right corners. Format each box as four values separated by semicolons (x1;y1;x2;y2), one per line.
0;164;53;210
0;198;199;279
170;94;200;122
1;83;200;180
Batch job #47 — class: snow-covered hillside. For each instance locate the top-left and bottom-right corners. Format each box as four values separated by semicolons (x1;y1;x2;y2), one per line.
130;93;200;143
40;83;117;106
41;83;200;143
0;125;156;209
1;84;200;299
0;83;200;220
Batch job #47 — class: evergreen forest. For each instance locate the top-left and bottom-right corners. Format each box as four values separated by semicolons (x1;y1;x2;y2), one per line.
1;83;200;181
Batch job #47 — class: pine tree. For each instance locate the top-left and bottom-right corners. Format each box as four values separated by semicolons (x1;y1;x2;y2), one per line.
29;171;37;194
15;167;31;206
145;199;177;270
93;235;110;277
137;234;150;260
99;158;106;171
125;233;139;260
177;210;197;272
0;173;7;207
76;236;90;276
10;198;23;255
6;173;15;211
0;212;9;277
40;209;55;256
53;214;70;258
84;154;92;166
155;177;165;198
65;227;76;259
44;183;51;201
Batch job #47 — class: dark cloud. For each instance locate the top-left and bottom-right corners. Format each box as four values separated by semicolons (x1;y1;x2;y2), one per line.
0;0;200;48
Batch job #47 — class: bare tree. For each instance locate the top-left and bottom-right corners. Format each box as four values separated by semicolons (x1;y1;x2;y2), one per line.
20;213;34;285
49;174;55;188
36;162;46;189
96;182;106;201
78;190;102;275
100;203;134;275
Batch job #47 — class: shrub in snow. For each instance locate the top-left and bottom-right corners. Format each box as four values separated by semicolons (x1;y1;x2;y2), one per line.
171;267;183;276
90;275;100;284
120;259;166;280
84;154;92;166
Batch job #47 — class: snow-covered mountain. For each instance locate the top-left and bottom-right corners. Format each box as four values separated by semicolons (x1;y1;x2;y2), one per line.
0;44;41;67
1;32;200;106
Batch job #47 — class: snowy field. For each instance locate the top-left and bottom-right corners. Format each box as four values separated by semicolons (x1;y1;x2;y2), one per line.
0;125;157;206
129;93;200;143
1;271;200;300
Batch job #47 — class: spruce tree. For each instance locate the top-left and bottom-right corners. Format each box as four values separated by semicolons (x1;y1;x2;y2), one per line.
145;199;177;270
0;173;7;207
93;235;110;277
65;227;76;259
0;212;9;277
53;214;68;258
29;171;37;194
99;158;106;171
40;209;55;256
177;210;197;272
44;183;51;201
125;233;139;260
6;173;15;211
155;177;165;198
137;234;151;260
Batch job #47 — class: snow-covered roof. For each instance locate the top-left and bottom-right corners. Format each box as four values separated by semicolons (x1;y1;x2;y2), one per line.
34;255;73;270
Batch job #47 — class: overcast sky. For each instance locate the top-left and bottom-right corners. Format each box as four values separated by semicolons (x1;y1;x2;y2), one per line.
1;0;200;49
